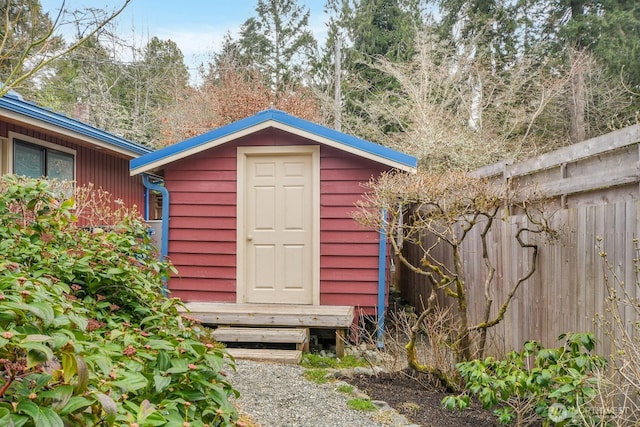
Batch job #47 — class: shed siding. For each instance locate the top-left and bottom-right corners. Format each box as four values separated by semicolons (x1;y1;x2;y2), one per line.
1;121;144;213
319;146;385;315
165;129;387;314
165;143;238;302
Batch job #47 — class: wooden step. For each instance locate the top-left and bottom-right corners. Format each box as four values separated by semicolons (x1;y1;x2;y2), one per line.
213;327;309;347
183;303;354;328
227;348;302;364
181;303;353;357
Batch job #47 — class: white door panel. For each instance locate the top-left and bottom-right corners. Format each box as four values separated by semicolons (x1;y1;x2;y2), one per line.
243;152;313;304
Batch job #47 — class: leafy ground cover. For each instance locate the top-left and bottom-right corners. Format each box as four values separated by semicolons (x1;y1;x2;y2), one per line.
346;333;608;426
0;177;239;426
446;333;605;425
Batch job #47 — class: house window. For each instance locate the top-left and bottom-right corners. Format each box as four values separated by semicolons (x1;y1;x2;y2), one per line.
13;139;74;181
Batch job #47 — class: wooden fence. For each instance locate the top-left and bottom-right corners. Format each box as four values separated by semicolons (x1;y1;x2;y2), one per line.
396;124;640;356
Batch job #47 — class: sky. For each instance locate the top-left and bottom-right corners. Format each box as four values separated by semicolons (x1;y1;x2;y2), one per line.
39;0;329;82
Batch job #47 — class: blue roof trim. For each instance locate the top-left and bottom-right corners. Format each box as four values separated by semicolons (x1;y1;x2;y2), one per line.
131;109;417;171
0;94;152;156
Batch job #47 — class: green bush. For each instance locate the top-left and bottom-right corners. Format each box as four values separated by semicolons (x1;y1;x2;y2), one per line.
0;176;238;426
443;332;606;426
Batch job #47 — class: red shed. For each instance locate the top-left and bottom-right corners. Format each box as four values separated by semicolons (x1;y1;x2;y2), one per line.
131;110;417;358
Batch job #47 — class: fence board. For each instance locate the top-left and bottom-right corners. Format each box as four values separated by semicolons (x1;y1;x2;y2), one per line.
506;125;640;178
537;164;639;197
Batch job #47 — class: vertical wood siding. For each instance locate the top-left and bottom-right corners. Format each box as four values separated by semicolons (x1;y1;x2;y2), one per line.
1;121;145;215
165;128;388;313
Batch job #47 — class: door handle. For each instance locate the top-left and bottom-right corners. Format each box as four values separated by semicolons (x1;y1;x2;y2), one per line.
247;235;253;241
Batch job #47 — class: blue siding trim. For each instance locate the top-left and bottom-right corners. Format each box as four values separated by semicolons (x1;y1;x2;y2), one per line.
377;209;388;349
142;174;170;297
131;109;417;172
1;94;151;156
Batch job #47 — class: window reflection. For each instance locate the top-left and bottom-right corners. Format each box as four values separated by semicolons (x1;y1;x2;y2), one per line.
14;139;74;181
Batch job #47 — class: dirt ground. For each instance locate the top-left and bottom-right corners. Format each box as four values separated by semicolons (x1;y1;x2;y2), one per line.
343;369;501;427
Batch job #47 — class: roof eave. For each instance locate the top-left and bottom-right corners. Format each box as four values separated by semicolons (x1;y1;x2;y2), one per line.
130;115;418;175
271;121;417;173
0;98;151;158
130;120;272;175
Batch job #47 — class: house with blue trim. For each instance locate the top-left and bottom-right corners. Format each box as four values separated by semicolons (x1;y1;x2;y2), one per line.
0;90;152;216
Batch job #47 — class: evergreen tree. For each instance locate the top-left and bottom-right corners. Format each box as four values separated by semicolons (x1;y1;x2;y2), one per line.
436;0;523;63
142;37;190;101
228;0;318;92
542;0;640;95
339;0;423;135
526;0;640;141
350;0;420;63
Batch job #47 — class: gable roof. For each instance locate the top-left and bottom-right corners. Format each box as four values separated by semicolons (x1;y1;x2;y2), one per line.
130;109;417;175
0;91;152;158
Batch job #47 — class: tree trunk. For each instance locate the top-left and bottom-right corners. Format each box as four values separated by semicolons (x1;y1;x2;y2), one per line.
468;74;482;132
569;1;587;144
452;246;472;362
569;64;586;144
405;285;458;391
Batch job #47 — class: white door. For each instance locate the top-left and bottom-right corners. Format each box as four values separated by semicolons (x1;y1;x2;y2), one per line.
237;147;319;304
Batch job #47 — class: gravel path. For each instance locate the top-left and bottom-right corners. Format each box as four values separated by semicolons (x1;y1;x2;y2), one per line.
226;360;418;427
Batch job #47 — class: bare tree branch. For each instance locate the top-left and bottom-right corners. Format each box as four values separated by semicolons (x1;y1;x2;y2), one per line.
355;171;556;366
0;0;132;97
